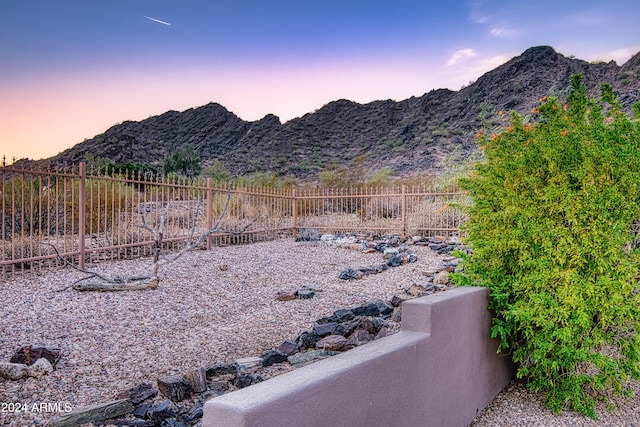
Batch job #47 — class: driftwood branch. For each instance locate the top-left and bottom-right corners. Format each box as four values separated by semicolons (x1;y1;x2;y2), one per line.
54;187;252;292
44;243;152;292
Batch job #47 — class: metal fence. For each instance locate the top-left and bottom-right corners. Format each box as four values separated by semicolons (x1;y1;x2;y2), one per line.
0;162;466;278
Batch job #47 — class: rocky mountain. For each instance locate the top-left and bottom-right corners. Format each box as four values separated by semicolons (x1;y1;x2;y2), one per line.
44;46;640;180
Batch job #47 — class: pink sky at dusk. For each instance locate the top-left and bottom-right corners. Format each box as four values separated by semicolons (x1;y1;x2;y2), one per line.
1;1;639;164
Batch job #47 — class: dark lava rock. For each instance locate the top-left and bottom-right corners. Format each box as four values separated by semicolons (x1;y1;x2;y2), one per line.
333;308;355;323
372;317;387;332
295;288;315;299
313;322;339;337
261;349;289;367
235;374;263;389
315;335;352;351
133;404;151;419
147;400;178;423
157;375;192;402
277;340;299;356
338;268;363;280
288;350;340;368
374;242;391;252
118;382;158;405
387;255;403;267
10;346;61;367
295;330;320;349
349;329;376;344
181;402;204;423
315;316;336;324
354;317;377;335
352;300;393;317
206;363;237;379
390;294;411;307
160;419;189;427
295;228;320;241
339;317;362;336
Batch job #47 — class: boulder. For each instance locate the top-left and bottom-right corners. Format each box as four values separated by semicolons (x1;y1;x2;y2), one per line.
354;317;377;335
376;327;390;339
157;375;192;402
320;234;335;242
233;357;263;375
132;404;151;419
313;322;339;337
333;308;355;323
206;362;237;380
315;335;352;351
433;271;450;285
338;317;362;336
352;300;393;317
338;268;364;280
0;362;29;380
383;247;400;257
295;228;320;242
288;350;340;368
390;294;411;307
27;357;53;378
295;330;320;349
185;367;207;393
147;400;179;423
295;288;315;299
117;382;158;405
348;329;375;345
261;350;289;367
405;284;433;297
10;346;61;367
277;340;299;356
235;374;263;388
387;255;403;267
181;401;205;423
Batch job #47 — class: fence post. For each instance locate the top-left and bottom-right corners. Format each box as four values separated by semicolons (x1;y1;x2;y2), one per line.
401;184;407;237
291;188;297;239
78;161;86;270
206;178;213;250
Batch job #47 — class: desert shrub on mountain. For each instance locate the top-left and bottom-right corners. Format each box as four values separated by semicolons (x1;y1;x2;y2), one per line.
163;144;202;178
454;74;640;418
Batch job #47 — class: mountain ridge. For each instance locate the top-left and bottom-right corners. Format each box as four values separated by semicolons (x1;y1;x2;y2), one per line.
34;46;640;180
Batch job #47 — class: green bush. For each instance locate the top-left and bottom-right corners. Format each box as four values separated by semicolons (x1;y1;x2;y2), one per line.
203;159;230;183
163;144;202;178
455;74;640;418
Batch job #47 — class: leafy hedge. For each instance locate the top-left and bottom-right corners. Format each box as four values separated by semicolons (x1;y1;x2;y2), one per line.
455;74;640;417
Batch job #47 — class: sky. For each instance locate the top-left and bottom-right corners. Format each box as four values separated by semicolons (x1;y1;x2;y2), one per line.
1;0;639;164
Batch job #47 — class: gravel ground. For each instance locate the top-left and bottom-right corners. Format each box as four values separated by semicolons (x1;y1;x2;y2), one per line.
1;238;639;426
0;238;445;426
470;379;640;427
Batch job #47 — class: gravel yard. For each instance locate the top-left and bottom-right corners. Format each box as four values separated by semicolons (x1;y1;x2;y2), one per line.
0;239;443;426
1;238;639;426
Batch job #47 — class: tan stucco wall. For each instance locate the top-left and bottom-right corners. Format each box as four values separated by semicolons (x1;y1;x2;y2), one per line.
203;287;514;427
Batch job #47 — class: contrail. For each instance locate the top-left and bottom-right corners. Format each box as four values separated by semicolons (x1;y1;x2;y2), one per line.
142;15;171;26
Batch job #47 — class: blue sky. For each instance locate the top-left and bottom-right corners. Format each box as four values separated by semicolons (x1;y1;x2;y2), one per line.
1;0;639;163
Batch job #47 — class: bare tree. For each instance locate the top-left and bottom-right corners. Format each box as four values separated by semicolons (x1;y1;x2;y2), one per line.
54;191;251;292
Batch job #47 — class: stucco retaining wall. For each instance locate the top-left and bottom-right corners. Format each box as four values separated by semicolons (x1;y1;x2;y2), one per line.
203;287;514;427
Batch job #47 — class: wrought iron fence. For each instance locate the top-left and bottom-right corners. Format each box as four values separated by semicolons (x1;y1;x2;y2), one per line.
0;162;466;278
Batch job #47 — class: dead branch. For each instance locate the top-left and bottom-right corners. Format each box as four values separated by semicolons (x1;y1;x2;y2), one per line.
44;243;153;292
54;187;252;292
